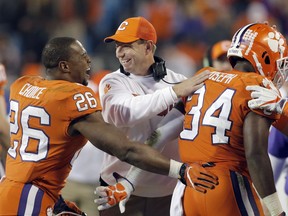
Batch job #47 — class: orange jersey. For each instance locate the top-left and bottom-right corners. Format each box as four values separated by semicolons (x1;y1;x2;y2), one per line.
5;76;101;201
179;68;279;176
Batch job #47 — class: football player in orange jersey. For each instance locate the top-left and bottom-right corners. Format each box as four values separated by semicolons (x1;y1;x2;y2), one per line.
174;23;287;216
0;37;218;215
176;23;287;216
96;23;288;216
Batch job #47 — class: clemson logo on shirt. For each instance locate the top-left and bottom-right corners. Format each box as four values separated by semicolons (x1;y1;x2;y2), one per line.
104;84;111;94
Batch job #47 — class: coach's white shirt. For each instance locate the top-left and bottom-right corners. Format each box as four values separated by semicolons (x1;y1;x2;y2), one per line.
99;69;186;197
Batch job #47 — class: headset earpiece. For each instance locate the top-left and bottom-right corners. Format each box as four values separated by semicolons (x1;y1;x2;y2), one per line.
149;56;167;81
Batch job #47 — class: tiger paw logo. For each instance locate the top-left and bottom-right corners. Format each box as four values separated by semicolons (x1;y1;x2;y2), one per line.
267;31;285;53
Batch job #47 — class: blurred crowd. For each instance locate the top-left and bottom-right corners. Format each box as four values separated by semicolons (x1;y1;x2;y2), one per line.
0;0;287;88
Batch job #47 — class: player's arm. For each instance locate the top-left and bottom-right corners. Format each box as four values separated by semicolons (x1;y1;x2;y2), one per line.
70;111;189;176
69;111;171;174
94;104;186;213
70;111;218;210
243;111;284;215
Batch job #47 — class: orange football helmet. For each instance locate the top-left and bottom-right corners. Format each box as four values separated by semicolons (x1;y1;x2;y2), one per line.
227;23;288;88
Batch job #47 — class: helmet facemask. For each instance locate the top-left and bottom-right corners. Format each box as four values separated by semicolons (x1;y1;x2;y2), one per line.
274;56;288;88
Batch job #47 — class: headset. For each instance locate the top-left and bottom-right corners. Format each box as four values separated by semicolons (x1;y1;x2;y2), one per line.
120;56;167;82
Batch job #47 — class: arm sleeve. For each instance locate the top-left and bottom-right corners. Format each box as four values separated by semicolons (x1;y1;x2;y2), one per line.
145;107;184;150
99;74;178;127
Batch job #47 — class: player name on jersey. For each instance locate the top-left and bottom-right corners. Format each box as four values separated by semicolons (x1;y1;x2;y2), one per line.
19;83;46;99
209;71;238;84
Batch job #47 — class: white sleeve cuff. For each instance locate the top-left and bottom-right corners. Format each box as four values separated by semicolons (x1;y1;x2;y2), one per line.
262;192;283;216
168;159;183;179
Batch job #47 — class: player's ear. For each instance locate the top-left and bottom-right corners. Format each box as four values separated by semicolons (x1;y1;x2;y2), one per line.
59;61;69;71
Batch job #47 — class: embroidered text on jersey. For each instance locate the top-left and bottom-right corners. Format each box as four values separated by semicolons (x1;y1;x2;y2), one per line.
209;72;238;84
19;83;47;99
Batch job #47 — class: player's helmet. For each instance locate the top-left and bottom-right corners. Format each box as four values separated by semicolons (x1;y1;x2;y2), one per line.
227;23;288;88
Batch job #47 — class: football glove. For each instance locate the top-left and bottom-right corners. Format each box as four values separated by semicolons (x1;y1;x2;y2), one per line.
246;78;286;114
94;172;134;213
53;195;87;216
179;162;218;193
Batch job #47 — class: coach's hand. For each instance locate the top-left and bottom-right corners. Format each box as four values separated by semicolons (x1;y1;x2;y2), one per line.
95;172;134;213
179;163;218;193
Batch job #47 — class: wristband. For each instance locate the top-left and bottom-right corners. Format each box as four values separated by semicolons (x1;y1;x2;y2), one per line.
168;159;183;179
178;163;188;185
262;192;283;216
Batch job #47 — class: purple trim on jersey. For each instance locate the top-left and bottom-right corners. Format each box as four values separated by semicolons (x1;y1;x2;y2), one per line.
230;171;260;216
33;187;44;215
17;183;44;215
268;126;288;158
243;176;259;215
18;184;32;215
231;171;248;216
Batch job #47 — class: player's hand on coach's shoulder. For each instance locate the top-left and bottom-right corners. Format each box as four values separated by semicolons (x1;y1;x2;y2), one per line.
94;172;134;214
179;162;218;193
